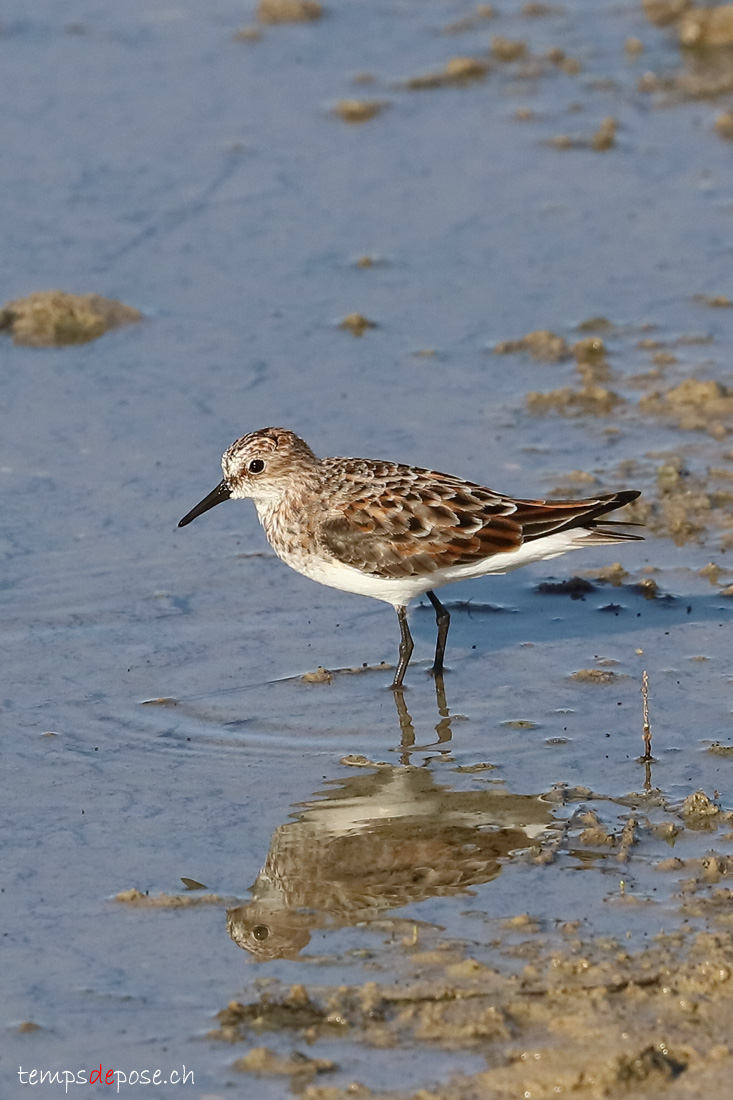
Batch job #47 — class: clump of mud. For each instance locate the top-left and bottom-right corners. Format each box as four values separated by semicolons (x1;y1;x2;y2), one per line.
339;312;377;336
405;57;490;90
496;330;611;369
535;576;596;597
232;27;262;42
127;776;733;1098
642;0;692;27
500;318;733;546
208;785;733;1097
232;1045;336;1080
494;328;622;415
333;99;387;123
526;384;623;416
592;115;618;149
679;4;733;48
692;294;732;307
549;116;618;150
115;888;237;908
715;109;733;137
639;379;733;438
442;6;495;34
545;46;582;74
0;290;141;347
639;1;733;100
619;456;733;544
213;909;733;1098
570;667;621;683
495;329;570;361
490;36;528;62
404;34;582;95
257;0;322;23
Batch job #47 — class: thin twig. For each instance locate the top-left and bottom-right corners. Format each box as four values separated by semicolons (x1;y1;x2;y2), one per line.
641;669;653;762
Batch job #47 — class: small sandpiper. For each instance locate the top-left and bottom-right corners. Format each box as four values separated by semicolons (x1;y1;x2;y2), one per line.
179;427;641;689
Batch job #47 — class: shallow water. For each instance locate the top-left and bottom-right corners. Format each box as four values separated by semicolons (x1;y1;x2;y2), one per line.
4;1;733;1097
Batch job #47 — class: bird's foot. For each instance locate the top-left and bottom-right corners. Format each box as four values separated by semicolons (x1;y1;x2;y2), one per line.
427;665;449;680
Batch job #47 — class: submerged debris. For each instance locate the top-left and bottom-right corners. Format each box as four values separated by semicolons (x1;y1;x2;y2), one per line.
577;316;614;332
535;577;596;598
232;26;262;41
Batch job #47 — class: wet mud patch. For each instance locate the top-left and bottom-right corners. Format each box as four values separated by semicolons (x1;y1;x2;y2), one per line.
493;319;733;550
116;767;733;1096
205;784;733;1098
0;290;141;346
212;925;733;1098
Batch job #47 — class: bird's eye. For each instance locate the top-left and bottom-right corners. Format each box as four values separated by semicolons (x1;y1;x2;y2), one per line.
248;459;265;474
252;925;269;941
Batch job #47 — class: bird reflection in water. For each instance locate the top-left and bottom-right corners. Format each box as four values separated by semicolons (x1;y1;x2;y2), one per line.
227;689;557;960
392;674;453;766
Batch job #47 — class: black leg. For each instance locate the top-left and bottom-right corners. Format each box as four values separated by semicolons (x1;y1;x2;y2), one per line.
426;590;450;679
392;606;414;690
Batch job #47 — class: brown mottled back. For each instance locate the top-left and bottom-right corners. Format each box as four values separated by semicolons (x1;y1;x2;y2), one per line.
317;458;639;579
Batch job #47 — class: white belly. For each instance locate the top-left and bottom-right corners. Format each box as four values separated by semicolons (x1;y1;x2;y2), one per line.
279;529;596;610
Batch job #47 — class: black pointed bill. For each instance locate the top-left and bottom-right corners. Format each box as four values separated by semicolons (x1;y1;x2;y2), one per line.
178;480;232;527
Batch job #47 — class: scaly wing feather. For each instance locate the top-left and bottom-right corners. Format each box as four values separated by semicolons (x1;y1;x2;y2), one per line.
318;459;640;580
